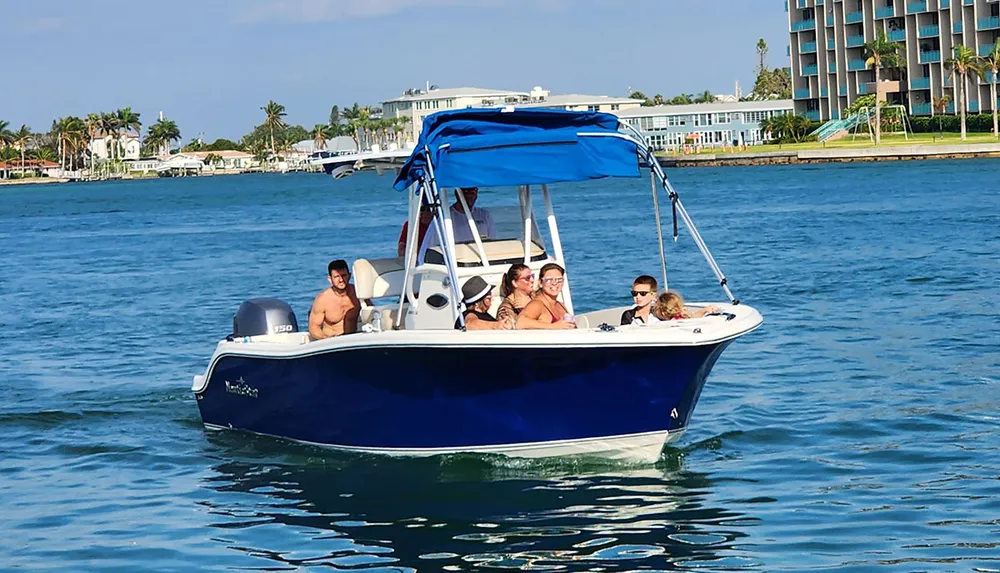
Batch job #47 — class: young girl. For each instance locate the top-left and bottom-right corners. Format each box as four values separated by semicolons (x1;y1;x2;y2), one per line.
654;291;718;321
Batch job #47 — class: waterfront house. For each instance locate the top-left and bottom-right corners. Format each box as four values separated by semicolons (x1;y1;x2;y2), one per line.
186;150;255;171
88;134;141;161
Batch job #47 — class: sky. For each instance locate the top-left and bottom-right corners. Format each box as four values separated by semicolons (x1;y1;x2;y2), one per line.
0;0;790;141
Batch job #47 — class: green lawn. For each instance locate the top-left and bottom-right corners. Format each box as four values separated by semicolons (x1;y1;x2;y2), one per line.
660;132;1000;156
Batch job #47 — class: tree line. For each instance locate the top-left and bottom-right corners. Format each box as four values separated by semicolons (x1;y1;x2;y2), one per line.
0;100;408;176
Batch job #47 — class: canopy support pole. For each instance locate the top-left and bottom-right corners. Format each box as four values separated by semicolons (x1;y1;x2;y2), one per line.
455;188;489;267
649;169;669;291
521;185;533;264
541;184;573;315
397;183;424;329
646;148;738;305
421;153;466;328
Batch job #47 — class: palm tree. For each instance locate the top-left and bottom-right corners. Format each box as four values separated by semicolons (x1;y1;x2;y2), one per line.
756;39;769;75
945;45;983;140
146;119;181;156
0;120;12;147
116;107;142;158
695;90;715;103
933;95;952;135
341;103;363;150
32;147;55;163
311;124;333;151
981;43;1000;138
261;100;287;155
99;112;121;161
863;32;905;145
0;146;17;179
12;125;32;173
84;113;102;172
329;105;340;128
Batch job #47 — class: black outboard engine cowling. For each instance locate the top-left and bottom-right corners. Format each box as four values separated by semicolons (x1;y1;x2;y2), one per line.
232;298;299;338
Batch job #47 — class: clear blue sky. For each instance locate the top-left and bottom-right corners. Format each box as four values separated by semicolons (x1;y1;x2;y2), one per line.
0;0;789;141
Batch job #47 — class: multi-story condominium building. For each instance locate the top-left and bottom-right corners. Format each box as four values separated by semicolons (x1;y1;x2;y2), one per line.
616;100;795;151
787;0;1000;121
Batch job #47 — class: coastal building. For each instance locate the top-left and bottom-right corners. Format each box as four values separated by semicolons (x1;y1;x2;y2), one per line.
615;100;795;151
185;150;255;171
88;134;141;161
787;0;1000;121
382;87;531;140
382;86;642;140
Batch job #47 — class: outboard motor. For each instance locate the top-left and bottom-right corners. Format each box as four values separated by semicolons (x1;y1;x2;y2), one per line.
231;298;299;338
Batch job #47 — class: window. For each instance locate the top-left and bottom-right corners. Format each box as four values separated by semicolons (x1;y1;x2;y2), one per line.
588;105;600;112
715;113;729;124
652;116;668;129
611;104;620;111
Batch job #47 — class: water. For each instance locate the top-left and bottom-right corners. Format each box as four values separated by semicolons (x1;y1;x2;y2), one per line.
2;161;999;571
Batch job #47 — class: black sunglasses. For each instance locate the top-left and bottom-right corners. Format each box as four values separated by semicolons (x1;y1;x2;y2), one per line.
631;290;652;297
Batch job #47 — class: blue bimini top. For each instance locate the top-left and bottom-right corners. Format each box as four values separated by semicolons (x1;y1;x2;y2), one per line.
392;108;642;191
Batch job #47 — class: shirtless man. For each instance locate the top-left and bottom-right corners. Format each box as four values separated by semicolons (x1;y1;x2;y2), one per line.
308;259;361;340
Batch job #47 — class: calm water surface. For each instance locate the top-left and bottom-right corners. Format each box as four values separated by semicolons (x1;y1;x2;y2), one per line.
1;161;999;572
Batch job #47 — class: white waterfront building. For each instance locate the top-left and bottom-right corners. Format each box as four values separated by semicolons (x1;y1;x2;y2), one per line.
616;99;795;151
382;86;642;140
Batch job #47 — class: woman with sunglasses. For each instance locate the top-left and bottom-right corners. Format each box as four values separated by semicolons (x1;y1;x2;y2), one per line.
497;263;536;324
620;275;659;325
516;263;576;330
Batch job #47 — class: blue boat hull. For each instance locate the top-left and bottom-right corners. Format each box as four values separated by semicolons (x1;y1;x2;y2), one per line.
195;342;731;452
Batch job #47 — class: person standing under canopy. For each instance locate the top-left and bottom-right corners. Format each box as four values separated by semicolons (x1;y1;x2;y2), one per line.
418;187;496;263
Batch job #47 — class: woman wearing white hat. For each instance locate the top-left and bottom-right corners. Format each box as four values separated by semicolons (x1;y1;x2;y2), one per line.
458;276;513;331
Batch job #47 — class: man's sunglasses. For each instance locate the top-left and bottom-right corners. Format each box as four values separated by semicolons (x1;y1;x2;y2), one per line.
631;290;652;297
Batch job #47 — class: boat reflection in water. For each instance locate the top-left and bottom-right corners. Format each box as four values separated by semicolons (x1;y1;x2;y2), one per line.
198;436;758;571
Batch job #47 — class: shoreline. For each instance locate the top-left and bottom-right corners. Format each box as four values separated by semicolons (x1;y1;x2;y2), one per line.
657;142;1000;168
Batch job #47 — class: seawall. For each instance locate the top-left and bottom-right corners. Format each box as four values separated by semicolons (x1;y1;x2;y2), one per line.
657;142;1000;168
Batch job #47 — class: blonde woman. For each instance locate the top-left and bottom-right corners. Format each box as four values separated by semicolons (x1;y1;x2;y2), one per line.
653;291;719;321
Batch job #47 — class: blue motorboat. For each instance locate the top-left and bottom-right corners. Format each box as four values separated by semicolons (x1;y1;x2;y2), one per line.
192;108;762;462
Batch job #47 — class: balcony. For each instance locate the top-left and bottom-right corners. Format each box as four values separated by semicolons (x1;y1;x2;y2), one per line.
911;102;932;115
906;0;928;12
803;63;820;75
801;41;818;52
792;19;817;31
918;24;940;37
828;38;836;49
954;21;963;33
846;11;864;23
847;34;866;46
911;77;931;89
919;50;941;62
876;6;895;18
979;17;1000;30
804;110;821;121
794;88;812;99
848;58;868;70
980;43;996;56
889;29;906;41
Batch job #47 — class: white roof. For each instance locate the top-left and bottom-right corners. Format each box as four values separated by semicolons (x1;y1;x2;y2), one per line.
383;87;528;103
521;94;639;107
615;99;795;117
292;136;358;154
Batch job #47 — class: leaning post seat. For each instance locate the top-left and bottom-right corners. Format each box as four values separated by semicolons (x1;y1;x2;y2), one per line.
424;239;547;267
352;257;407;330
